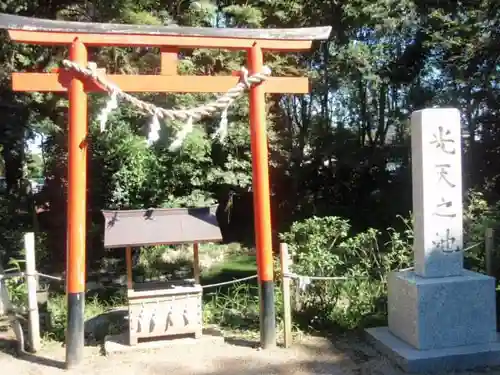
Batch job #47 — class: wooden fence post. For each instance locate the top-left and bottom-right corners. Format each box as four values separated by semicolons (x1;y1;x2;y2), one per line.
280;243;292;348
25;232;40;352
193;243;200;284
485;228;494;277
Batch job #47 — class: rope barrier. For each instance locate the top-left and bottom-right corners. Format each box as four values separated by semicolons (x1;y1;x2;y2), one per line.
463;242;482;252
283;273;353;281
0;271;63;282
0;270;258;289
202;274;258;289
36;272;64;282
60;60;272;150
283;242;483;290
0;242;483;290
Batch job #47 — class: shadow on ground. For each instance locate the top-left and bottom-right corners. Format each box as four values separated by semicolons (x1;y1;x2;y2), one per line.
84;307;128;345
15;352;65;369
224;336;259;348
146;357;353;375
0;338;64;369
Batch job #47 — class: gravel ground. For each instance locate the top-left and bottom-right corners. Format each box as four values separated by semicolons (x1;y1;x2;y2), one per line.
1;331;500;375
0;334;353;375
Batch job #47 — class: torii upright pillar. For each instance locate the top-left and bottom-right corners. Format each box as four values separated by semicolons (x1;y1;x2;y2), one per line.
0;13;331;368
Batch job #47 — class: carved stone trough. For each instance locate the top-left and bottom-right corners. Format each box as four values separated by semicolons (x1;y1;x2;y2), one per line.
102;206;222;346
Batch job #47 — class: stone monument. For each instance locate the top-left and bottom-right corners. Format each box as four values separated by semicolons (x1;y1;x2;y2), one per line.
366;108;500;373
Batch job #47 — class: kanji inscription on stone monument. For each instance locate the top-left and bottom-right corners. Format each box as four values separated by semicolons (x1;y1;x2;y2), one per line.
411;108;463;277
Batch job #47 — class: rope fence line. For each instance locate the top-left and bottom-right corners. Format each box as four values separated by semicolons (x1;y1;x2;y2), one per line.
0;241;483;289
201;274;258;289
0;270;257;289
463;242;482;252
279;241;485;291
283;272;353;281
36;272;64;282
0;271;63;282
61;60;272;150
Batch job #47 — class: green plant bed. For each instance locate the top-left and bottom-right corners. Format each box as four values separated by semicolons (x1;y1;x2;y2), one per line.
200;253;261;330
45;293;124;342
202;254;257;278
203;283;261;330
201;253;257;296
85;286;127;305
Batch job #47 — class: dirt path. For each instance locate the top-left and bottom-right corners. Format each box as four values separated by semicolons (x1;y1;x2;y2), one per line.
0;333;356;375
1;333;500;375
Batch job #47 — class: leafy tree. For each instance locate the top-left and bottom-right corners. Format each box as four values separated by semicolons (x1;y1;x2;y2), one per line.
27;152;43;178
2;0;500;271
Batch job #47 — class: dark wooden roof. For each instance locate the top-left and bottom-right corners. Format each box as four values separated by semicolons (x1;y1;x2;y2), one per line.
102;206;222;248
0;13;331;40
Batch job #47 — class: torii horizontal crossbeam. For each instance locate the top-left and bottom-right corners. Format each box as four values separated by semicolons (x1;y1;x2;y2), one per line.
12;72;309;93
0;13;332;50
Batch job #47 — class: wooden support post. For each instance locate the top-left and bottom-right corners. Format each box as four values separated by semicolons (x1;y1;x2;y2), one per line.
160;47;178;75
485;228;494;277
65;38;88;369
193;243;200;284
25;232;41;353
126;247;133;289
248;42;276;349
280;243;292;348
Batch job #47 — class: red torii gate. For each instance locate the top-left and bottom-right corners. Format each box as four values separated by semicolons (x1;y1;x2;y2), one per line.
0;13;330;368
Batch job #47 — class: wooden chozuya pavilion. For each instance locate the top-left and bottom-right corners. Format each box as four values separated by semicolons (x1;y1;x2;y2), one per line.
102;206;222;346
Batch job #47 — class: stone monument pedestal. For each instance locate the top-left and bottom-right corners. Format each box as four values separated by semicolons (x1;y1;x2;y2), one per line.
366;269;500;373
389;270;496;350
366;108;500;373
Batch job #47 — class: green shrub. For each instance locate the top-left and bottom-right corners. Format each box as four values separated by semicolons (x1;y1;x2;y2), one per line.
46;294;121;342
135;242;243;280
462;190;500;273
203;283;261;330
4;257;28;311
279;216;413;330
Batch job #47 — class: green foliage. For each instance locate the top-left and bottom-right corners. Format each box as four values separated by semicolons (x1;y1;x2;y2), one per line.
224;5;263;27
203;283;260;329
120;10;163;25
3;257;28;310
26;153;43;178
89;106;158;209
280;216;413;329
135;242;247;280
462;190;500;273
0;193;34;264
46;294;119;342
161;190;216;208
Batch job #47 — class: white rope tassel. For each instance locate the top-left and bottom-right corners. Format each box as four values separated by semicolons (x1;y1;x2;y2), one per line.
213;107;229;143
147;110;161;145
97;91;118;132
169;116;194;152
240;67;251;89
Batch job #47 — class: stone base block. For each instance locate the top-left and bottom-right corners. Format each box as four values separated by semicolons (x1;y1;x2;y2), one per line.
366;327;500;373
388;269;496;350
